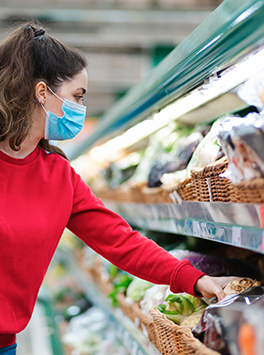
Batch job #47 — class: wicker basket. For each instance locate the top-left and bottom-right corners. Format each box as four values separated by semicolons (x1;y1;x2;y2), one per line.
132;304;157;347
142;185;174;204
176;177;195;201
110;185;131;202
88;267;113;296
125;182;146;203
150;309;220;355
115;295;158;346
191;157;235;202
230;177;264;204
116;293;137;322
95;187;117;201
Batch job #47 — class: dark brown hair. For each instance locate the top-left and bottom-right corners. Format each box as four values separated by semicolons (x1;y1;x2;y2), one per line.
0;21;87;159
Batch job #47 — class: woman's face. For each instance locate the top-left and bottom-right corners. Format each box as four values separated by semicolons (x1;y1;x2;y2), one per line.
44;68;88;117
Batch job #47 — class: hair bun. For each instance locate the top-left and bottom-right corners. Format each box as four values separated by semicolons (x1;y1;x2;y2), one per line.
34;28;45;38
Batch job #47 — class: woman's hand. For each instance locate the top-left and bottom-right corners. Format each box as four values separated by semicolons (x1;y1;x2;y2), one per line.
194;275;240;301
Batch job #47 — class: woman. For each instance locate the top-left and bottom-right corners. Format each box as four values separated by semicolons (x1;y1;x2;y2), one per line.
0;22;237;354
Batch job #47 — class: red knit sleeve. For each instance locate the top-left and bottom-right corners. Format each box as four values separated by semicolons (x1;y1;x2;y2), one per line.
67;170;205;296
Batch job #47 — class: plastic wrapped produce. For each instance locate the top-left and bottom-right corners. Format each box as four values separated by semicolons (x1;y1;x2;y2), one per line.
161;119;223;188
185;118;223;174
193;287;264;354
218;113;264;183
223;278;261;296
147;154;187;187
237;70;264;112
127;122;179;184
147;130;203;187
175;131;204;163
239;295;264;355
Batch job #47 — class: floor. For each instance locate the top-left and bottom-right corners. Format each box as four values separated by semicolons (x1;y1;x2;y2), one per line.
16;302;53;355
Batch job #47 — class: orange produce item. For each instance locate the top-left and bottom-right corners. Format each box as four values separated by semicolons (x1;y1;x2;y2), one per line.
238;322;256;355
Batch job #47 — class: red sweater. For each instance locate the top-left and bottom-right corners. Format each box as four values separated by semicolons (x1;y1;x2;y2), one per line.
0;147;204;347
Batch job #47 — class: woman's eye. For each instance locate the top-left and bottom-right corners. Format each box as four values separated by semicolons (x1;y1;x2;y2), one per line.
76;95;84;102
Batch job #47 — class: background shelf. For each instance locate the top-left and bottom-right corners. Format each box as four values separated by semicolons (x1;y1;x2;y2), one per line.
66;252;162;355
104;201;264;254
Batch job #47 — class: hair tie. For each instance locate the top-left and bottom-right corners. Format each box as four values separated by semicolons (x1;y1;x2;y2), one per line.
34;28;45;39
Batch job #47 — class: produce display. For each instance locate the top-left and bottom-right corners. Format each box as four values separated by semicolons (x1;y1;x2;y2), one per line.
88;68;264;207
238;294;264;355
193;285;264;354
90;123;211;203
126;278;154;303
218;113;264;183
69;238;263;355
64;49;264;355
147;130;203;188
62;307;130;355
157;293;207;328
89;116;253;205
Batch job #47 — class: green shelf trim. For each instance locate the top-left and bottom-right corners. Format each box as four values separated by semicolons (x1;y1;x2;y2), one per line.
37;297;65;355
70;0;264;160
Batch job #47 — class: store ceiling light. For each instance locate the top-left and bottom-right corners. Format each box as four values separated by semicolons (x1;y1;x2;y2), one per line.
87;45;264;163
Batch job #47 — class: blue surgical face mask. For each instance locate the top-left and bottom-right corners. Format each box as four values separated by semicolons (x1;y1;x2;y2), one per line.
41;86;86;141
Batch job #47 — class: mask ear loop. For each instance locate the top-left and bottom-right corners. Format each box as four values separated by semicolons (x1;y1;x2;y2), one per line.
36;95;48;114
41;103;48;115
36;95;51;139
47;86;64;103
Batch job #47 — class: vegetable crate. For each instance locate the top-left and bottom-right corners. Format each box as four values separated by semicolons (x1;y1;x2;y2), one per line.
230;177;264;204
142;185;174;204
190;157;236;202
133;304;157;347
116;295;157;347
176;177;196;202
116;293;138;323
150;309;220;355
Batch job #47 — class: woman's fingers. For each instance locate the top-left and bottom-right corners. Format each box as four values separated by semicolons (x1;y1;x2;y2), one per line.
194;275;241;301
214;287;226;302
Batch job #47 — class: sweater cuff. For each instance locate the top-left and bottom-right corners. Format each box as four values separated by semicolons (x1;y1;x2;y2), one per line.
0;334;16;348
170;259;206;296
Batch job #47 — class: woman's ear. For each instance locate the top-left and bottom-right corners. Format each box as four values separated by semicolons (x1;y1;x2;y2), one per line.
35;81;47;105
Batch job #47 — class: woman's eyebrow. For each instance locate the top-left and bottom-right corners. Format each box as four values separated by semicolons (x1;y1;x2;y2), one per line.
77;87;86;94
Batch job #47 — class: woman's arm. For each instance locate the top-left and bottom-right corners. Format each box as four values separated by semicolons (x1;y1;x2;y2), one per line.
67;171;236;299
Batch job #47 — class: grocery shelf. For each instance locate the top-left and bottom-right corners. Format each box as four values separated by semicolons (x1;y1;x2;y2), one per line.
104;200;264;254
17;299;58;355
66;252;162;355
69;0;264;160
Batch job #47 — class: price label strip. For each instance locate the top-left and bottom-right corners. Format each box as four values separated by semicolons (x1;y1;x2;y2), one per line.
192;220;200;236
232;226;242;246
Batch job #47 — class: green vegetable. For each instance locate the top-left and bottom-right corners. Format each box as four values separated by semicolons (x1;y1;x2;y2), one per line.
157;304;183;324
185;294;199;309
108;264;119;279
157;293;207;324
109;273;134;307
165;294;194;316
185;294;207;313
126;278;153;303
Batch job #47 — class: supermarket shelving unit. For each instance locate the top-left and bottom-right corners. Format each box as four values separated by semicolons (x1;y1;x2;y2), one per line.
104;201;264;255
68;0;264;353
71;0;264;256
66;251;162;355
17;294;64;355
